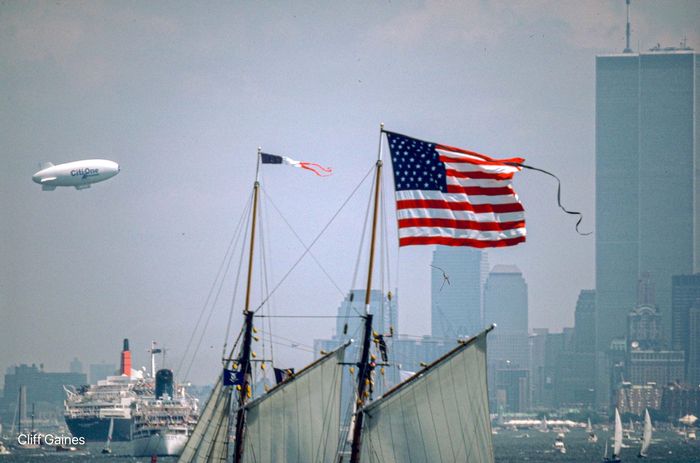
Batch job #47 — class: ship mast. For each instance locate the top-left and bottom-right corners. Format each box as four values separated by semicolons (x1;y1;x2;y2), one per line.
349;124;384;463
233;148;262;463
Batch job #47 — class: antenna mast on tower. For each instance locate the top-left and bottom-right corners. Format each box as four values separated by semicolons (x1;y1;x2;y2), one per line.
624;0;633;53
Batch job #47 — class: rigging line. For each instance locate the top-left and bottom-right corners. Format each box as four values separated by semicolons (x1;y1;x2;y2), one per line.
176;189;252;378
379;167;396;335
342;165;376;336
379;168;386;330
260;187;345;297
509;161;592;236
350;167;376;296
252;164;375;313
381;168;392;292
220;209;254;363
256;314;362;318
257;196;272;380
255;330;316;351
184;191;253;381
260;187;276;373
259;339;315;353
222;193;255;355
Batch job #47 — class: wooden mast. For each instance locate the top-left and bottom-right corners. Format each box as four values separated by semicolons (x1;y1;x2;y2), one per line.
233;148;262;463
349;124;384;463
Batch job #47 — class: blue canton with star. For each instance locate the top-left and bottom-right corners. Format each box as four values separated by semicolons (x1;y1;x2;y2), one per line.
386;132;448;192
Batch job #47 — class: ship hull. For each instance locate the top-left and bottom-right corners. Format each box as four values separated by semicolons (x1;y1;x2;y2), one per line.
65;417;132;441
132;431;188;456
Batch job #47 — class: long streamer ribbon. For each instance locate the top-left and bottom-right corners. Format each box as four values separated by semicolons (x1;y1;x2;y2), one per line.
299;161;333;177
509;162;592;236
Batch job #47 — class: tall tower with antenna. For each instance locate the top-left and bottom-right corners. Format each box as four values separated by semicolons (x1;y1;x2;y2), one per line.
623;0;633;53
595;9;699;408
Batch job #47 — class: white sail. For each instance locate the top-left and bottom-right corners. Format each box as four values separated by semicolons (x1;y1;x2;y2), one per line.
359;328;494;463
178;376;232;463
640;408;652;456
242;344;347;463
613;408;623;457
104;417;113;450
587;418;592;433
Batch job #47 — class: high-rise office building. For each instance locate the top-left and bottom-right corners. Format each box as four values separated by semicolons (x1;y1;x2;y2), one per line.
329;289;397;342
313;289;399;419
596;47;699;354
430;247;488;340
688;306;700;386
69;357;83;374
574;290;596;353
484;265;529;411
671;274;700;384
484;265;528;369
595;46;699;407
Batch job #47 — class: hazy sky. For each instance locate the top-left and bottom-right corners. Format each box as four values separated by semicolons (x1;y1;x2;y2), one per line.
2;0;698;385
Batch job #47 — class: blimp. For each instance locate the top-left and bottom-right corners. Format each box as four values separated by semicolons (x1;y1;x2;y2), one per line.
32;159;120;190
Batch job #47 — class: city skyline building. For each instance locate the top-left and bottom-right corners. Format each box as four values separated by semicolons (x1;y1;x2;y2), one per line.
484;265;529;411
595;46;699;408
574;290;596;353
484;265;529;370
671;273;700;385
430;247;488;340
595;48;699;355
0;363;86;427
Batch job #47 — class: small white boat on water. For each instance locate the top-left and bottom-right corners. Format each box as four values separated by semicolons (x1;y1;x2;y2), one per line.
553;433;566;454
588;418;598;443
602;408;622;463
638;408;652;458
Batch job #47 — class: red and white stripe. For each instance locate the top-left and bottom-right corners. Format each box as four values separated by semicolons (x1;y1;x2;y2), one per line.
396;144;526;248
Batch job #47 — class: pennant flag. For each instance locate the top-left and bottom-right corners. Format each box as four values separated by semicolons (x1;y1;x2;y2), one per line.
261;152;332;177
223;368;244;386
273;368;295;385
384;130;526;248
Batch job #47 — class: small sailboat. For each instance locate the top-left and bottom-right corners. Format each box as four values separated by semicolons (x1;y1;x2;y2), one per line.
588;417;598;443
603;408;622;462
101;417;113;454
625;418;635;440
638;409;652;458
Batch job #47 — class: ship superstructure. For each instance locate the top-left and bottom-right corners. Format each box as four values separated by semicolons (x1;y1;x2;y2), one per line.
132;369;198;457
63;339;152;441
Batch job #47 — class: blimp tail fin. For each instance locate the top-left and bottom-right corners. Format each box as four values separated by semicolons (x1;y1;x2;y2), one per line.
39;161;54;170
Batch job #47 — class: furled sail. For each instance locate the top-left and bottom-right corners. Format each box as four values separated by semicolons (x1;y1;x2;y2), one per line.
613;408;623;458
359;327;494;463
640;408;652;457
242;343;348;463
178;376;232;463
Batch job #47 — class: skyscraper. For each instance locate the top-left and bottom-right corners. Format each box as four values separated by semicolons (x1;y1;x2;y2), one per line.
574;290;596;353
483;265;528;411
484;265;529;369
430;247;488;340
595;47;699;367
671;274;700;384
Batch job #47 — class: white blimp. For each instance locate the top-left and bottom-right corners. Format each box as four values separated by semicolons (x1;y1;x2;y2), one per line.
32;159;120;190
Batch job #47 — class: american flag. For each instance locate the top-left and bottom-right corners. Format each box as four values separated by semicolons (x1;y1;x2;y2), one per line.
385;131;526;248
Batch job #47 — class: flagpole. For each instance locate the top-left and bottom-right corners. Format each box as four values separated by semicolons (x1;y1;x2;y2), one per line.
349;123;384;463
233;147;261;463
